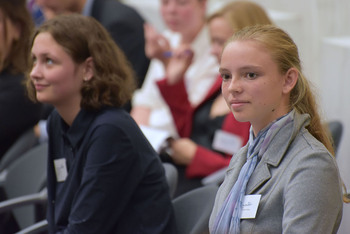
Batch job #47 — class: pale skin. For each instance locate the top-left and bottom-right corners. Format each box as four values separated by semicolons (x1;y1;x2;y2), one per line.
220;40;298;136
32;0;88;134
130;0;206;128
35;0;86;17
30;32;94;126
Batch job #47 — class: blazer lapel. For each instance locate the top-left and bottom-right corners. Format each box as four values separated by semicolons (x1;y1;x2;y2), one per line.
246;160;271;194
220;146;248;199
246;119;296;194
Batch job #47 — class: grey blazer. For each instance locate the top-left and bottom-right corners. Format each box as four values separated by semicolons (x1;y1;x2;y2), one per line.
209;111;343;234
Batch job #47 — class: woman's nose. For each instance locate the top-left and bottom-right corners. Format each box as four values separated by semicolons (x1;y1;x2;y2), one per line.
30;63;42;81
228;76;242;93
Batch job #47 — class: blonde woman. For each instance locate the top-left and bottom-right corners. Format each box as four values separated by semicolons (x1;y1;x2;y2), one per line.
209;24;343;234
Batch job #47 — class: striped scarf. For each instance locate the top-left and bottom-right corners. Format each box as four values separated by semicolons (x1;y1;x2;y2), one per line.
211;110;294;234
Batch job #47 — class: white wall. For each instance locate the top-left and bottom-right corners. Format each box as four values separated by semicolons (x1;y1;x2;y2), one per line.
319;37;350;234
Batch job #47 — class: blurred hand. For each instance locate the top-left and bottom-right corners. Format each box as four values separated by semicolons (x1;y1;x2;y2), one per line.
144;23;170;64
169;138;197;165
34;123;41;138
165;45;194;85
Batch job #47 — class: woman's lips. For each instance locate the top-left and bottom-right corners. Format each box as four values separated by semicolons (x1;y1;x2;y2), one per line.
34;83;49;91
230;101;248;110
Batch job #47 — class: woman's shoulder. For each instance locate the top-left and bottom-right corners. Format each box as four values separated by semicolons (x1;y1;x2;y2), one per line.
95;107;133;124
287;128;338;170
92;108;142;134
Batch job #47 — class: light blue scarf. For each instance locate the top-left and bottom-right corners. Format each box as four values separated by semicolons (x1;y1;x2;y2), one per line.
211;110;294;234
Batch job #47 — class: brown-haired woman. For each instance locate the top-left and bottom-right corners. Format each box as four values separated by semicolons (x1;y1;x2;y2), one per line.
27;14;176;233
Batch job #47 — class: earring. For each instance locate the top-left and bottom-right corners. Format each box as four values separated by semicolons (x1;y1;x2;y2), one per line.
83;77;88;81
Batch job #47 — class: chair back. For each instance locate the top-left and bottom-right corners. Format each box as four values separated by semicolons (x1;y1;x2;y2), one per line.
327;120;343;155
163;163;178;198
172;185;218;234
0;129;39;172
0;143;48;230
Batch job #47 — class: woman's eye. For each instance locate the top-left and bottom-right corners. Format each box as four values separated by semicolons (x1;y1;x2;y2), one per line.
32;57;37;65
46;58;54;65
245;72;257;79
220;73;230;81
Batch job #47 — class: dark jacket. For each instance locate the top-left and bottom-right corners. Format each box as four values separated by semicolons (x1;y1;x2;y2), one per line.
46;108;176;233
0;70;42;158
91;0;150;88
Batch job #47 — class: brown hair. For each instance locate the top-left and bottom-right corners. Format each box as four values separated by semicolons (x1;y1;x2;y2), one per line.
26;14;136;109
207;1;273;32
0;0;33;73
226;24;334;156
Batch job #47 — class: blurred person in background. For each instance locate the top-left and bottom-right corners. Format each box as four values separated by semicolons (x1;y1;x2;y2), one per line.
0;0;42;160
155;1;273;196
131;0;219;138
0;0;42;232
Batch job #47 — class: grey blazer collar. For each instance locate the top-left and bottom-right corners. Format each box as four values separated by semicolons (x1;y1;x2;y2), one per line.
225;111;310;195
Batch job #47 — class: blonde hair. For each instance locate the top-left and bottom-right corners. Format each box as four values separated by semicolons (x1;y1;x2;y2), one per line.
226;24;334;156
227;24;350;203
207;1;273;31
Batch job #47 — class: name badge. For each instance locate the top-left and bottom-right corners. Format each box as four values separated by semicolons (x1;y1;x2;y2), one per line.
241;194;261;219
54;158;68;182
212;130;243;155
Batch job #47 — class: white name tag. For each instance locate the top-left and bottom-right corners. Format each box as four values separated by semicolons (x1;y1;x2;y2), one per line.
54;158;68;182
241;194;261;219
212;130;243;155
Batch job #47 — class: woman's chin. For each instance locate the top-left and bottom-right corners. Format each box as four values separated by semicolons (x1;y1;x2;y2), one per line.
36;95;52;105
232;112;249;123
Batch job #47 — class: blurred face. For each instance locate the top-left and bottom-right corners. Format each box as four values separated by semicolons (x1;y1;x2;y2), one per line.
220;40;291;135
208;16;234;62
35;0;80;15
0;9;20;68
30;32;85;108
160;0;206;35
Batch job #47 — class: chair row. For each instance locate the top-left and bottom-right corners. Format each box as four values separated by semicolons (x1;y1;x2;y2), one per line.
0;141;219;234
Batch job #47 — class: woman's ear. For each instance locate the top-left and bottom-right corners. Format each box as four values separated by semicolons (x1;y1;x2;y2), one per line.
83;57;94;81
282;67;298;94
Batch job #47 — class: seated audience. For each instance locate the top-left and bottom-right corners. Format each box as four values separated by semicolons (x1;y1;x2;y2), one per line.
156;1;273;196
26;14;176;233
